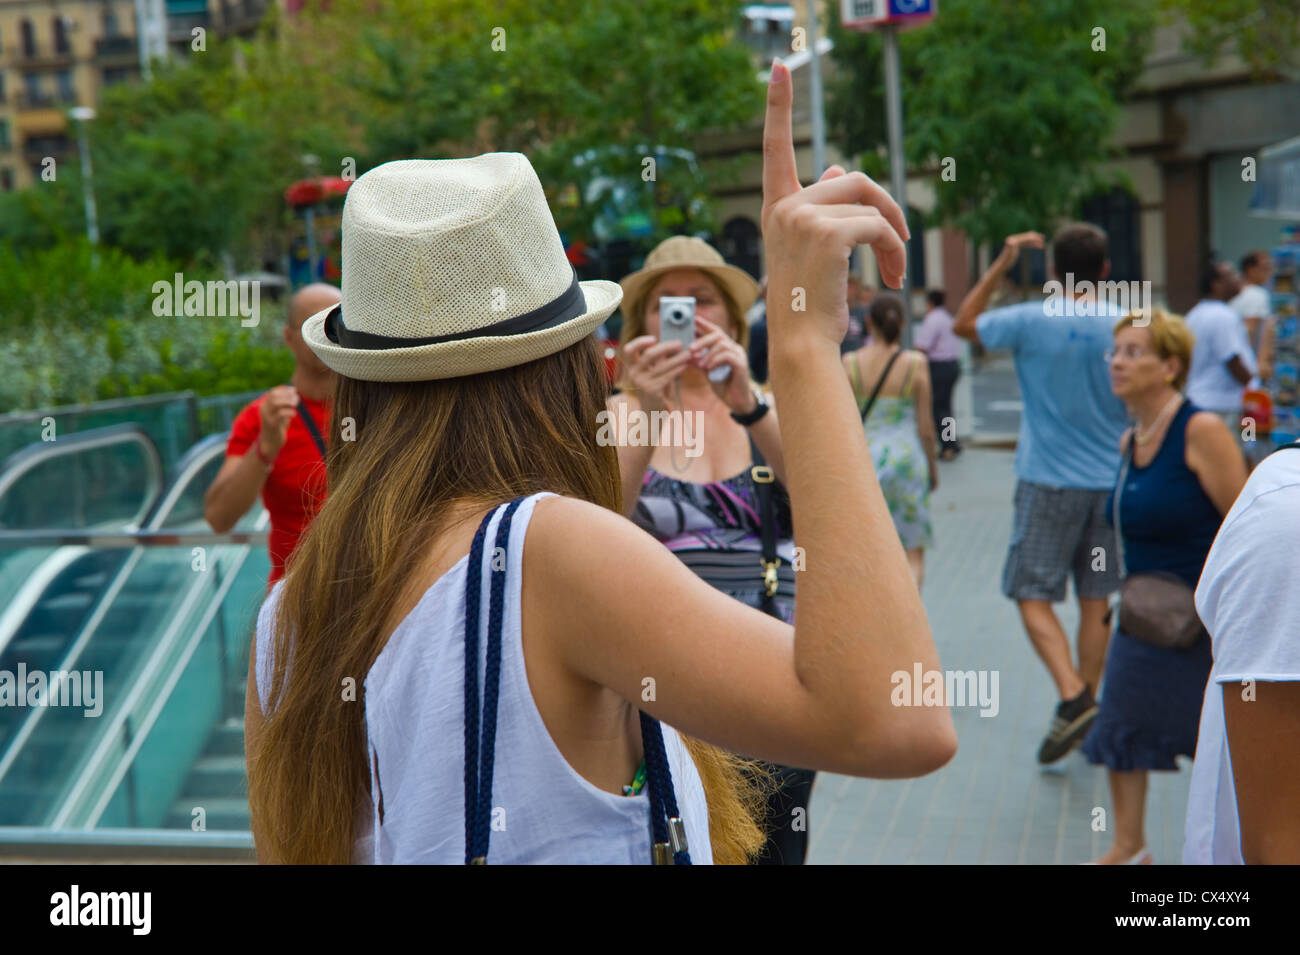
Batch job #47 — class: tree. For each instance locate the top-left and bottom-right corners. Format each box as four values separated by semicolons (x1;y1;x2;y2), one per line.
825;0;1157;247
1164;0;1300;76
280;0;762;244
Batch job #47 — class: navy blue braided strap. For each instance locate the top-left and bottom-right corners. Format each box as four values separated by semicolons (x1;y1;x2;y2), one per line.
639;711;692;865
463;497;525;865
463;493;691;865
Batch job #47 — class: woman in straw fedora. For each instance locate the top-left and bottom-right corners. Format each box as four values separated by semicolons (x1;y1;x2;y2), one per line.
613;237;815;863
245;60;955;865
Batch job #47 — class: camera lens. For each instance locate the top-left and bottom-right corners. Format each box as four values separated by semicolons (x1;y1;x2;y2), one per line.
666;305;686;325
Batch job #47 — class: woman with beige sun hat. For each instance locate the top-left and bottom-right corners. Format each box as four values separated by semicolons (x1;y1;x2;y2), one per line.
245;60;953;866
612;235;814;863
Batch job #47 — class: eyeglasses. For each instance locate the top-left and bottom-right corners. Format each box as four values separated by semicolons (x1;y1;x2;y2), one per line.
1104;346;1152;362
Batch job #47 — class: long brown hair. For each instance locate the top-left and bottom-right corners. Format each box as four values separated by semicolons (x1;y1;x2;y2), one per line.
247;334;765;864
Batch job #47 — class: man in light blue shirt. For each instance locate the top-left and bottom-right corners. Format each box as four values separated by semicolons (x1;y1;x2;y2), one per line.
954;223;1129;766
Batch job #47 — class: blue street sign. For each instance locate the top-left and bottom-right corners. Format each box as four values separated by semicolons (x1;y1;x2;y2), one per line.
842;0;935;30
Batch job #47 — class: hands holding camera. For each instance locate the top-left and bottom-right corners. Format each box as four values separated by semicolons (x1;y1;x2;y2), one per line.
621;314;756;415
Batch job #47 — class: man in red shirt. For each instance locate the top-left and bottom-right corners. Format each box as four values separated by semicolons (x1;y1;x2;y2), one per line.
204;283;341;586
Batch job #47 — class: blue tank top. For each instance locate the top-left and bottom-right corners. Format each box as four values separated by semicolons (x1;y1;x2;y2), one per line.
1106;400;1222;588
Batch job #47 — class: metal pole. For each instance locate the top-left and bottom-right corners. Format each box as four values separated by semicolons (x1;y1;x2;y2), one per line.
303;206;318;281
74;118;99;245
882;23;912;346
807;0;827;178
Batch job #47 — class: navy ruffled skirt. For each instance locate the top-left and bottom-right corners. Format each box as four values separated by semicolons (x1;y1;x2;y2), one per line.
1081;627;1213;772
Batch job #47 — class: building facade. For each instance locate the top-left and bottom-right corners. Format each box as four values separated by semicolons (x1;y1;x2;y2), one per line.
704;5;1300;317
0;0;268;191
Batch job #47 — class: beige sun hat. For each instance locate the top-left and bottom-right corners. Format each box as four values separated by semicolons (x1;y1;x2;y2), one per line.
301;154;622;382
618;236;760;317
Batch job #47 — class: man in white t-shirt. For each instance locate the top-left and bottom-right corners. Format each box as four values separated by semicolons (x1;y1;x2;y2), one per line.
1185;261;1255;430
1228;250;1274;383
1185;444;1300;864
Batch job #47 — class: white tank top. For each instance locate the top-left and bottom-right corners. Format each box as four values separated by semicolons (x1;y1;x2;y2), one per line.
255;491;713;864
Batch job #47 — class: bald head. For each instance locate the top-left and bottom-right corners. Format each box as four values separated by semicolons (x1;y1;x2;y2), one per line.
285;283;340;376
289;283;342;330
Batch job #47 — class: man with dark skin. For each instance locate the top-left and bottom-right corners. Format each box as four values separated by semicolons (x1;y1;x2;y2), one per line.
1184;262;1253;439
204;283;340;585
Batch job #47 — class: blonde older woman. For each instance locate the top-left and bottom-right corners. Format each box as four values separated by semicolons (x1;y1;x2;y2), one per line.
1081;309;1246;864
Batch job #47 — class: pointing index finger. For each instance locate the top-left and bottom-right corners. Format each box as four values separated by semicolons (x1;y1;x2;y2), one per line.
762;59;801;208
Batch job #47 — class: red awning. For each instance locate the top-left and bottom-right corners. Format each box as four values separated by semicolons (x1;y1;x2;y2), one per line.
284;176;353;208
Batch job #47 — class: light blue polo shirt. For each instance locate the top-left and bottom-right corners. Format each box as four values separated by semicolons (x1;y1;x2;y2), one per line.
977;299;1129;490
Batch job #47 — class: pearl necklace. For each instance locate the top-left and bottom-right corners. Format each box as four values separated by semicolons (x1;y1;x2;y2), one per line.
1134;393;1183;445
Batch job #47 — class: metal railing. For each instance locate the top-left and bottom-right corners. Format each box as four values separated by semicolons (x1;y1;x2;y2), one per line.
0;826;254;861
0;433;265;829
0;423;163;531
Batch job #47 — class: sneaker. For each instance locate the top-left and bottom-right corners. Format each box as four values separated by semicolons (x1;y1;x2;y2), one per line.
1036;687;1098;764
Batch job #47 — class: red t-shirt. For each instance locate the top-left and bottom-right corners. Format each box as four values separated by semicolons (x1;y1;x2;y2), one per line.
227;394;330;586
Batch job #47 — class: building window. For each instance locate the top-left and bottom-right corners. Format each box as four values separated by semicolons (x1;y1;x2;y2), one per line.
56;70;75;103
53;16;70;54
2;168;14;191
0;121;9;149
0;73;6;102
1081;187;1141;282
103;66;134;86
20;19;36;57
718;216;762;280
104;7;120;37
24;73;42;103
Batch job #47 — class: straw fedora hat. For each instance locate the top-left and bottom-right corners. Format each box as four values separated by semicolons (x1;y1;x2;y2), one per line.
618;236;760;318
301;154;622;382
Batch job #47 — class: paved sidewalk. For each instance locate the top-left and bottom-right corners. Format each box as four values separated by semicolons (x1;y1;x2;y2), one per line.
806;448;1194;865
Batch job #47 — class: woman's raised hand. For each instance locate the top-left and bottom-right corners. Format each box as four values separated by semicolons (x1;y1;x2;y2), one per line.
761;59;908;351
620;336;692;412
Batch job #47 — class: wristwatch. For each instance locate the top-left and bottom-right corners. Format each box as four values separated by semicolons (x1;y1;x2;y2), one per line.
729;389;771;427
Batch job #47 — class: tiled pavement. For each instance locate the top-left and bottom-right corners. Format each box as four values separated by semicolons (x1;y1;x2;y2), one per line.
806;448;1193;865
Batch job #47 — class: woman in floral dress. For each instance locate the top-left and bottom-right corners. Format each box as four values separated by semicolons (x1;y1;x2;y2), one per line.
844;292;939;589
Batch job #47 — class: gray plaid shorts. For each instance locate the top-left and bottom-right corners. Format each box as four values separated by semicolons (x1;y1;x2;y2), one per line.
1002;479;1120;602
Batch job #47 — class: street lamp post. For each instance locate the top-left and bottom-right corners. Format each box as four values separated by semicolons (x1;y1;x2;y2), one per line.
807;0;827;178
69;106;99;246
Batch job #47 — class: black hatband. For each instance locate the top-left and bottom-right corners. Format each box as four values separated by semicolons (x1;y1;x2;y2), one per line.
323;270;587;350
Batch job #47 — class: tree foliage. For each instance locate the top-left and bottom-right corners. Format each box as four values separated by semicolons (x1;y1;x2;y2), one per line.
1164;0;1300;76
826;0;1157;246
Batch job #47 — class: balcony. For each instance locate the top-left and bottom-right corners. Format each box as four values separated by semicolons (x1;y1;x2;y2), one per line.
22;136;73;164
13;92;76;136
11;45;76;70
95;35;138;63
15;90;78;111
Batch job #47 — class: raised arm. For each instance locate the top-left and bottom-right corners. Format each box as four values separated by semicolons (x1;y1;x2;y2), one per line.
204;386;298;532
533;60;956;777
953;232;1044;342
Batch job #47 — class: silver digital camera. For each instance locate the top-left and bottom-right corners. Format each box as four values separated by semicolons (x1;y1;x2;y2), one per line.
658;296;696;350
658;295;731;383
